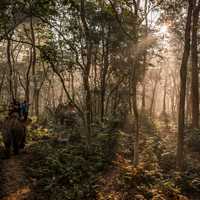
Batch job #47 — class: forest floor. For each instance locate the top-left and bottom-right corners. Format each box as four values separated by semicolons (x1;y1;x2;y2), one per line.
0;119;199;200
0;149;33;200
97;121;200;200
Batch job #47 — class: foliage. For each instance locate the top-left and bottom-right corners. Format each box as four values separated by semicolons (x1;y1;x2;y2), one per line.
185;128;200;152
141;135;165;169
24;128;118;200
159;151;176;172
0;0;57;40
97;154;188;200
140;113;157;135
28;126;50;141
174;168;200;195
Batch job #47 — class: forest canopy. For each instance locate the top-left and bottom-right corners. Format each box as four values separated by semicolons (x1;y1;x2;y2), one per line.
0;0;200;199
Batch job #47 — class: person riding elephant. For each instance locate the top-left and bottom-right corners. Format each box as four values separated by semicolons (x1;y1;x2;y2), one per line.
20;100;29;121
8;99;20;119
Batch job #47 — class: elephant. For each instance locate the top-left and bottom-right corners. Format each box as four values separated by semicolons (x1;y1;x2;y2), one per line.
55;103;68;125
0;114;27;157
55;103;78;127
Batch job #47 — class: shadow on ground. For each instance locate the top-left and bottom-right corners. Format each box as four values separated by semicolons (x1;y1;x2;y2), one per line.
0;145;34;200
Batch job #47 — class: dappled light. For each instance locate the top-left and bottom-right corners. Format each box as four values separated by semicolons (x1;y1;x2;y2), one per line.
1;186;31;200
159;24;169;35
0;0;200;199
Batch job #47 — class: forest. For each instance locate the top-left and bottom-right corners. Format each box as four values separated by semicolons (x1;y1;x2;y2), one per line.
0;0;200;199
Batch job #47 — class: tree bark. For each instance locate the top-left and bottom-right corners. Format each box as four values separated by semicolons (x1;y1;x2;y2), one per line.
7;37;14;101
80;0;93;146
177;0;193;170
191;0;200;128
162;78;167;114
133;79;139;165
30;16;38;116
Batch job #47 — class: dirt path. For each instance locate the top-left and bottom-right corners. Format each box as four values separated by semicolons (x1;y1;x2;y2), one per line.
0;153;31;200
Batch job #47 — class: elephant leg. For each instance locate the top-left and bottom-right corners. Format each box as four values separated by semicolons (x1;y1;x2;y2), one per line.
13;137;19;155
60;117;64;125
4;141;11;158
20;134;26;149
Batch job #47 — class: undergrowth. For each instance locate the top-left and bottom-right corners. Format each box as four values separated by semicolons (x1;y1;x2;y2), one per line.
24;128;118;200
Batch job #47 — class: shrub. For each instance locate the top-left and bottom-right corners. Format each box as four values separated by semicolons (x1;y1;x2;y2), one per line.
159;151;176;171
25;128;119;200
175;167;200;194
140;113;157;135
185;128;200;152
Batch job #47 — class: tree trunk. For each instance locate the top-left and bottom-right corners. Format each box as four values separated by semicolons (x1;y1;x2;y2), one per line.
141;83;146;112
177;0;193;170
30;17;37;116
7;37;14;101
80;0;93;147
162;78;167;114
149;69;161;117
25;47;32;104
101;39;109;123
35;89;40;117
186;77;192;124
133;80;139;165
0;72;6;99
191;0;200;128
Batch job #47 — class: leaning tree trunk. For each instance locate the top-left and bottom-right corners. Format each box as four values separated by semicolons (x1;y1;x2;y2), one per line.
177;0;193;170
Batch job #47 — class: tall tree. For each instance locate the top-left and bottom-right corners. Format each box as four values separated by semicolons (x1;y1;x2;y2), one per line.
191;0;200;128
177;0;193;170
